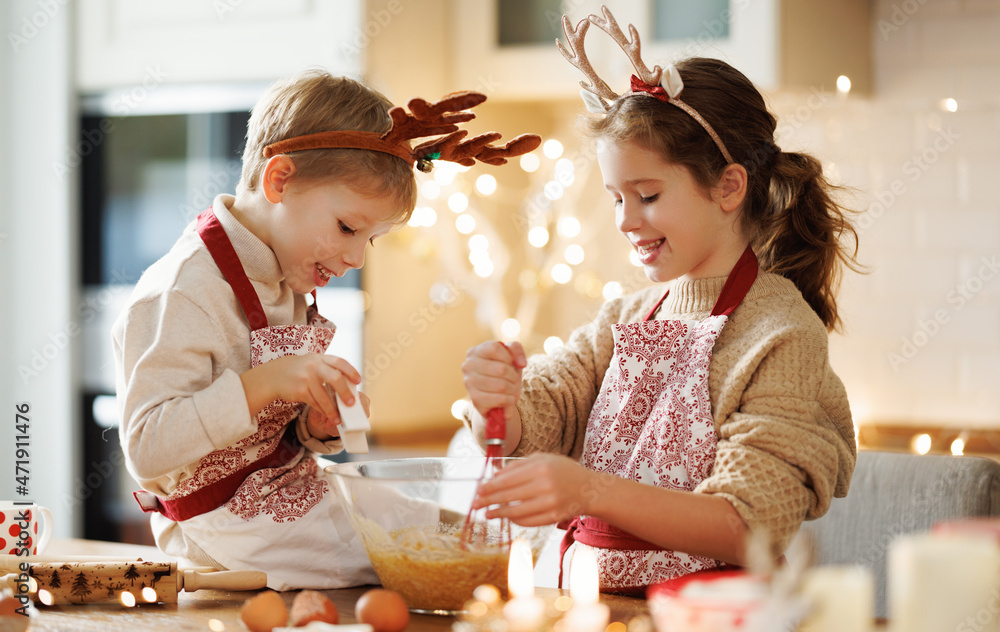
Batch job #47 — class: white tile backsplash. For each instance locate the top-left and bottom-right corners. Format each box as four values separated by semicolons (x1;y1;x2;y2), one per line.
797;0;1000;426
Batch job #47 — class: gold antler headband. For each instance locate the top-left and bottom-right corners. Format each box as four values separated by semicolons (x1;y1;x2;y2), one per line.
556;5;734;164
264;91;542;173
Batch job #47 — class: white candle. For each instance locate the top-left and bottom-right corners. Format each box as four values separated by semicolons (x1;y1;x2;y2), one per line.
889;533;1000;632
799;566;873;632
563;547;610;632
503;539;545;631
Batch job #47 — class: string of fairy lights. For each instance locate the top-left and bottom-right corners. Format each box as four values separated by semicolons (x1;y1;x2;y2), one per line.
402;137;651;423
407;137;641;347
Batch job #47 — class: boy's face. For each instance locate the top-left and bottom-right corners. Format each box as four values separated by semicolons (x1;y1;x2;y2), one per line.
269;178;399;294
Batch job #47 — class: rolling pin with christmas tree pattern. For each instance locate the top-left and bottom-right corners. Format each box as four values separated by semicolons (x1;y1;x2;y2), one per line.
2;560;266;605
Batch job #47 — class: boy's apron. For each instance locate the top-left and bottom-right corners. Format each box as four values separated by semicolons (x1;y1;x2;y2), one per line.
133;209;376;590
560;245;758;594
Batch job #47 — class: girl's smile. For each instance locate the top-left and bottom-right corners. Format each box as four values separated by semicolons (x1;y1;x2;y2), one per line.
596;139;745;283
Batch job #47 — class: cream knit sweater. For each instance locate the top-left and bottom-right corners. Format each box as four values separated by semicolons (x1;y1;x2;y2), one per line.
488;272;855;554
113;195;342;566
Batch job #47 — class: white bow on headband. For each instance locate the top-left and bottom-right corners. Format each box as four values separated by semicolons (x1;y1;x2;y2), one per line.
557;5;734;164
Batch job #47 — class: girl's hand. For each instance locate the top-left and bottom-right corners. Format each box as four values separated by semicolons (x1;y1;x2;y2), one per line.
240;353;361;421
461;341;528;419
470;453;601;526
306;390;371;439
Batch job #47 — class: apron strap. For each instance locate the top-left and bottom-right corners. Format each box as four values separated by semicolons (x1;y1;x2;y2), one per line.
711;244;758;317
557;517;662;588
196;209;268;331
642;290;671;322
133;430;302;522
642;245;758;322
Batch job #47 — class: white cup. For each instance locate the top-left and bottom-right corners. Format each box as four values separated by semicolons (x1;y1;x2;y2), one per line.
0;501;54;556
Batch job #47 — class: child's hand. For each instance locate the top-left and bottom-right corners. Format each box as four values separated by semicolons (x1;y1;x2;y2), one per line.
240;353;361;422
461;341;527;419
470;453;599;526
306;390;371;439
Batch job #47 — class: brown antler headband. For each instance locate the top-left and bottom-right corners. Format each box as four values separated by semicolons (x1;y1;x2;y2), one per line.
556;5;734;164
263;91;541;173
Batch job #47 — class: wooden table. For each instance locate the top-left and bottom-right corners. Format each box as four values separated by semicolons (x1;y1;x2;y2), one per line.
18;539;649;631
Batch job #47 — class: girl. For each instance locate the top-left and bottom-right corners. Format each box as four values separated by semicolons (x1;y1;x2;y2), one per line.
462;9;859;593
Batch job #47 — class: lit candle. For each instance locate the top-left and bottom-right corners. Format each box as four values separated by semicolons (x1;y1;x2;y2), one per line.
502;539;545;631
563;547;610;632
889;533;1000;632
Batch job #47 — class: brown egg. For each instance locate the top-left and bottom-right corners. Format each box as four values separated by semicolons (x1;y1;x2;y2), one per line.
289;590;338;626
0;595;22;616
355;588;409;632
240;590;288;632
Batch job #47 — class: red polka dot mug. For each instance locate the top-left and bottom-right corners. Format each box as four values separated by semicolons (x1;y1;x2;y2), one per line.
0;501;53;556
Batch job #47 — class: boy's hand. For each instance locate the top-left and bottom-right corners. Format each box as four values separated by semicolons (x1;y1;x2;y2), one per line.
306;390;371;439
461;341;527;419
240;353;361;422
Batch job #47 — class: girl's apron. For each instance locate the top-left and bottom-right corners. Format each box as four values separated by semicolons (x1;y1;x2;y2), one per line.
133;209;376;590
560;245;758;594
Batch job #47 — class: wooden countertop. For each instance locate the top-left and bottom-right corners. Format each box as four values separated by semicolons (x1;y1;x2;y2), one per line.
17;539;649;631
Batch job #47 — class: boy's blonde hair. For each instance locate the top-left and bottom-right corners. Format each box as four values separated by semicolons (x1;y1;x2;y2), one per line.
239;70;417;222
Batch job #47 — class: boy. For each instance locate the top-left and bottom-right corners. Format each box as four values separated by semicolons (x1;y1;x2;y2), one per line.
113;70;539;589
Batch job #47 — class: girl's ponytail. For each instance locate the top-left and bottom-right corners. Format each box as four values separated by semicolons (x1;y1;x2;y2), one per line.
754;151;860;332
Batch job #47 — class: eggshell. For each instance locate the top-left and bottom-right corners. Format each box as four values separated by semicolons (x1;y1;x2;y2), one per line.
354;589;409;632
240;590;289;632
289;590;338;626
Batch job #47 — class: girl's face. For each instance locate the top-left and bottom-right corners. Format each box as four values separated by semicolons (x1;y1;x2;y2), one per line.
269;179;399;294
597;139;737;283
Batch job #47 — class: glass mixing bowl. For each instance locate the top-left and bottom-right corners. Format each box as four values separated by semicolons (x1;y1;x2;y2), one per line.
326;457;554;614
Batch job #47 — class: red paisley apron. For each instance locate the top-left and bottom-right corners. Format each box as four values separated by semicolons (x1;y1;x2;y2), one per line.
132;209;379;589
561;245;758;593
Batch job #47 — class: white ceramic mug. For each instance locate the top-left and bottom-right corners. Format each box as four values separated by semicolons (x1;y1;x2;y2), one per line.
0;501;54;555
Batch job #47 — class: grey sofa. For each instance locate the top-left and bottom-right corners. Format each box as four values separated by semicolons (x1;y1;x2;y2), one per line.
792;450;1000;619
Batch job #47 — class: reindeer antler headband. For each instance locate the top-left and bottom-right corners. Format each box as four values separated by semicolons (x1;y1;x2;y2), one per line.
263;91;540;173
557;6;734;164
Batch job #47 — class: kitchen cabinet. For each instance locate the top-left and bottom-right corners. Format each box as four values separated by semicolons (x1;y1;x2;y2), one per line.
75;0;363;91
451;0;872;100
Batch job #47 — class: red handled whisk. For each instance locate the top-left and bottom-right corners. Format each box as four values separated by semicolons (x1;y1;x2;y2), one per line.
461;407;511;548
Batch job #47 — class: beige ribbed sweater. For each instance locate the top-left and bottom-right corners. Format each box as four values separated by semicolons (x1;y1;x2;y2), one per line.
494;272;855;553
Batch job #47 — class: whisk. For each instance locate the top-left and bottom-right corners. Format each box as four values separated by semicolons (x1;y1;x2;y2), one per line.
460;406;512;548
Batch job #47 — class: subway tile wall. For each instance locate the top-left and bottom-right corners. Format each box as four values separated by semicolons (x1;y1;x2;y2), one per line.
769;0;1000;428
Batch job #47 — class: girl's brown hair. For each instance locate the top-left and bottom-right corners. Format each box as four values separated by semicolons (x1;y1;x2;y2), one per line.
589;57;861;331
239;70;417;223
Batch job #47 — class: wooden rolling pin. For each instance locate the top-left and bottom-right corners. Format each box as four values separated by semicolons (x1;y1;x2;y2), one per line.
2;561;266;605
